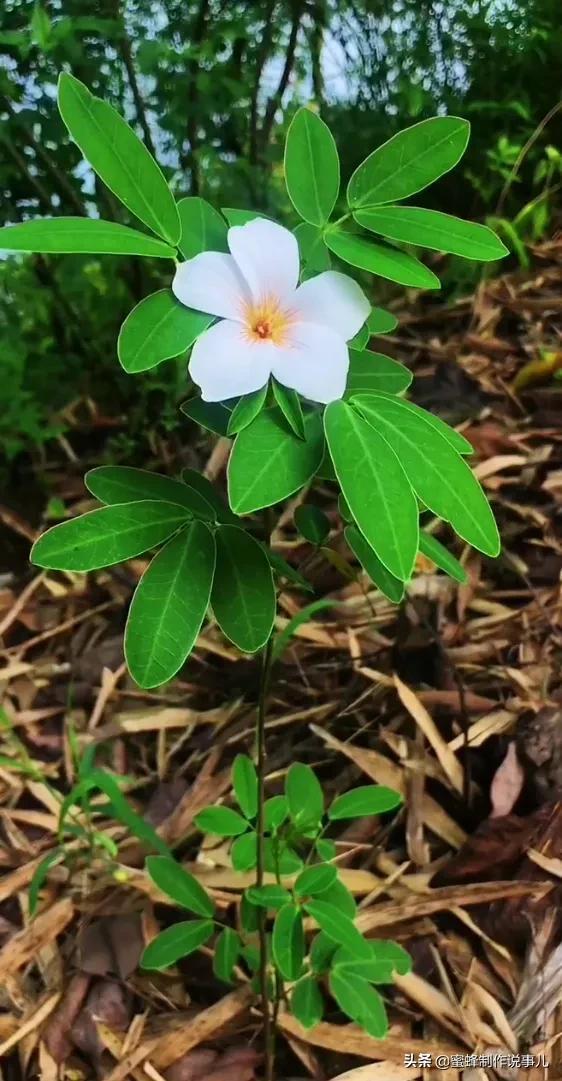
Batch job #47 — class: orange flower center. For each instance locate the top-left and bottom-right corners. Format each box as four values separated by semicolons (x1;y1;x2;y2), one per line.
244;296;295;346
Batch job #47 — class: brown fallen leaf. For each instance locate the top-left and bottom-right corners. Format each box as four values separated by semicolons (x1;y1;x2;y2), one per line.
71;979;132;1063
77;914;145;979
432;802;562;947
43;973;91;1063
103;985;254;1081
490;743;525;817
165;1046;260;1081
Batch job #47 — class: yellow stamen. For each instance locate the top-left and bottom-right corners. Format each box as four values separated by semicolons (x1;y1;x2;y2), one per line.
244;296;295;346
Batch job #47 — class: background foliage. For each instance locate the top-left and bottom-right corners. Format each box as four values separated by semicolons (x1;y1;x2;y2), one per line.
1;0;561;463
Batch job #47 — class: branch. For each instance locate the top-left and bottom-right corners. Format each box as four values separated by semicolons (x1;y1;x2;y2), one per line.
1;95;86;215
261;0;305;152
309;0;326;105
184;0;211;194
249;0;278;166
118;26;158;158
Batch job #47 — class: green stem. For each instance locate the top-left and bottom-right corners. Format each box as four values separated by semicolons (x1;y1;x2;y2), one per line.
256;634;275;1081
325;209;353;231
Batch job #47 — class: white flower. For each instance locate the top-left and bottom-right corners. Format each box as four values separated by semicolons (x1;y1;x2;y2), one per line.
172;218;370;405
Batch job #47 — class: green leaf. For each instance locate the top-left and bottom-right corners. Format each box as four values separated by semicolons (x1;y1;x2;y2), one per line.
355;206;509;261
233;755;258;820
321;878;356;919
371;939;412;975
265;841;303;877
214;927;240;984
58;73;180;245
329;785;403;820
329;969;388;1037
0;218;176;258
31;2;51;48
349;324;369;350
181;397;232;436
351;394;500;557
286;763;324;830
118;289;211;373
272;903;305;981
295;864;337;899
141;919;214;970
195;806;249;837
181;470;238;523
228;408;324;515
367;308;398;335
291;976;324;1029
227;386;268;436
294;505;330;546
347;116;470;209
146;855;215;917
240;893;260;933
31;501;191;572
310;931;338;973
345;524;405;603
316;452;337;481
221;209;268;227
177;196;228;259
325;231;440;290
305;900;370;958
264;795;289;832
246;885;292;909
332;947;395;984
345;349;412;397
285;108;339;226
211;526;275;653
324;400;418;581
272;599;337;661
316;838;337;862
272;380;306;440
295;222;331;273
231;832;258;872
85;466;215;520
29;849;64;916
418;531;467;583
266;551;313;593
124;521;215;688
338;495;353;523
74;768;169;855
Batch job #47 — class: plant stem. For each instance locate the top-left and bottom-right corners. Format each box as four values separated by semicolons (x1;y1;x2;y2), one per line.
256;634;275;1080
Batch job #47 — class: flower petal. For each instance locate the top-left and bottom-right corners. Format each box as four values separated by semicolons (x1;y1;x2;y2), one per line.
293;271;370;340
173;252;250;322
270;322;349;405
228;219;300;303
189;319;273;402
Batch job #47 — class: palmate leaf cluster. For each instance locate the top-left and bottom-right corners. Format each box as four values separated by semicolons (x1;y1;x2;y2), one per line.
142;756;410;1037
2;73;507;687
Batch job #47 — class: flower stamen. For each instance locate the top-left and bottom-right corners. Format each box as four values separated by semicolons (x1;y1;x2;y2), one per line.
244;296;295;346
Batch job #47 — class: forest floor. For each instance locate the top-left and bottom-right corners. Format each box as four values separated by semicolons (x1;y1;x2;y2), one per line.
1;239;562;1081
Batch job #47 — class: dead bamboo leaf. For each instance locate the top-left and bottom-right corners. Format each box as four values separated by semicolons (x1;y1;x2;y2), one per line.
394;674;464;794
102;986;254;1081
355;881;550;934
331;1066;422;1081
278;1012;461;1063
0;897;73;979
312;724;466;848
0;991;61;1057
526;848;562;878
